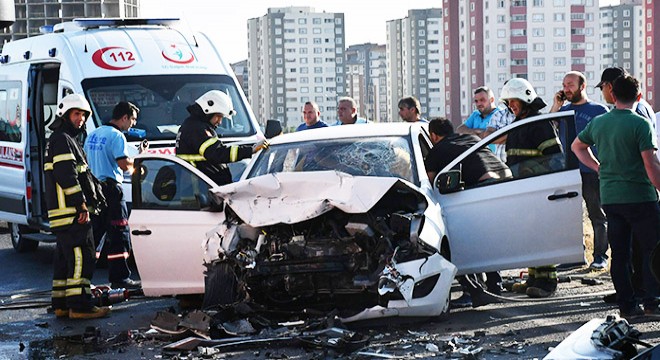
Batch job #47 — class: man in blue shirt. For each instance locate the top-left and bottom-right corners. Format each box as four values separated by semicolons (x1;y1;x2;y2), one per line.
296;101;328;131
84;101;145;290
458;86;499;138
334;97;369;125
550;71;609;270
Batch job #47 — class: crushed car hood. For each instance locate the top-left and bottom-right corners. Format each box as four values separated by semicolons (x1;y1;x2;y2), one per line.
210;171;427;227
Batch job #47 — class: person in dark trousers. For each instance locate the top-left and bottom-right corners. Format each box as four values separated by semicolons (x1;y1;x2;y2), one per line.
176;90;267;186
84;101;144;290
550;71;609;270
596;67;657;305
572;74;660;319
425;117;511;308
500;78;562;298
45;93;110;319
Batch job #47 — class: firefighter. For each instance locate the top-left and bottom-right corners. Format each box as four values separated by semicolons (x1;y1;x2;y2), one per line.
44;93;110;319
500;78;562;298
175;90;267;185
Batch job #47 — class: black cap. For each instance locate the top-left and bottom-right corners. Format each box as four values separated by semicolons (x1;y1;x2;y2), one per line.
595;67;626;88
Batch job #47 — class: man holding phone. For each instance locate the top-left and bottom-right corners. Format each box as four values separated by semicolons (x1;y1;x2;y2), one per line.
550;71;609;270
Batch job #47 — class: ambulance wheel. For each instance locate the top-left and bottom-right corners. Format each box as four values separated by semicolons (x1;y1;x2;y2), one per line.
9;223;39;253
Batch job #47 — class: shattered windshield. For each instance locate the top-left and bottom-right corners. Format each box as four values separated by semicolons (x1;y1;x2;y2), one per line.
82;75;255;141
247;136;417;183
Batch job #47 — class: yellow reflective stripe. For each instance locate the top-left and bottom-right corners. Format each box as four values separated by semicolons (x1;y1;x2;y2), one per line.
176;154;206;161
49;217;75;228
73;246;82;280
76;164;88;173
48;207;77;218
538;138;560;152
62;184;82;195
53;153;75;163
66;288;82;296
53;279;67;287
199;137;219;156
44;162;53;171
51;290;66;298
67;277;91;286
229;145;239;162
56;184;66;209
506;148;542;157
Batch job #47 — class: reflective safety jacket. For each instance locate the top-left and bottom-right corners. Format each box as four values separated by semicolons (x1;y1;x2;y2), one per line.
44;122;92;230
505;110;561;166
175;113;252;186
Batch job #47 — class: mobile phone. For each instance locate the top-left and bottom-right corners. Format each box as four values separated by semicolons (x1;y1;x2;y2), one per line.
559;91;566;101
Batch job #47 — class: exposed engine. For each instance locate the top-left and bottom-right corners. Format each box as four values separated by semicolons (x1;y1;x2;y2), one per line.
221;185;435;311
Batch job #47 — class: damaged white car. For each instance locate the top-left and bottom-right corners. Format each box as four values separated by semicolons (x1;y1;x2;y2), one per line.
129;112;585;321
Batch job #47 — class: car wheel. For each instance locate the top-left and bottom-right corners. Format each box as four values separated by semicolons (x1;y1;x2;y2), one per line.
202;261;240;309
9;223;39;253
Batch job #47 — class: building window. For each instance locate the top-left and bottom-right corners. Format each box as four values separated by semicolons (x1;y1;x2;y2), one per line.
298;18;307;25
553;42;566;51
554;13;565;21
554;57;566;66
554;28;565;36
532;14;544;22
532;28;545;37
497;29;506;38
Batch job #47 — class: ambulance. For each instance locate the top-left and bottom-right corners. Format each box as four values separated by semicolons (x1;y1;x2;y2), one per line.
0;18;265;252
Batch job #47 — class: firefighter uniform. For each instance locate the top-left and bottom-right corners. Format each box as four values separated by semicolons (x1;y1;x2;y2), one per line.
175;113;253;185
44;116;97;312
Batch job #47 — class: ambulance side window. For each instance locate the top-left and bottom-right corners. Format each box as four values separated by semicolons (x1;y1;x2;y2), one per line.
0;82;22;143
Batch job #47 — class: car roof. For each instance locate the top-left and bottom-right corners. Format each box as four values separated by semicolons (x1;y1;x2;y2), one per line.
270;122;425;145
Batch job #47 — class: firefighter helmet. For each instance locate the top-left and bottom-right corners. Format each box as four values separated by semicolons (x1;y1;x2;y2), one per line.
56;93;92;118
195;90;236;118
499;78;538;104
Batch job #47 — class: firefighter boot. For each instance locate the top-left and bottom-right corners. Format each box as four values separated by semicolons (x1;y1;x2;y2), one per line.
53;308;69;318
526;266;557;298
512;268;535;294
69;306;111;319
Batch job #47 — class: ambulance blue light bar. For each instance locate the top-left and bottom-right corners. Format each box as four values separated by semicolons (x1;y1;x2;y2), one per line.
73;18;180;29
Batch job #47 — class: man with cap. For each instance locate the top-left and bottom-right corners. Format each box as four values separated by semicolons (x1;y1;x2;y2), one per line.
176;90;267;186
84;101;145;290
596;67;657;305
45;93;110;319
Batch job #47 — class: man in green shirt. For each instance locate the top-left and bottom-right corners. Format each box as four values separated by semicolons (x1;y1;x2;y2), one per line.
572;74;660;319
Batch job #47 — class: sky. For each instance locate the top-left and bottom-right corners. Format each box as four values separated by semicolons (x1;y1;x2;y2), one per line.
141;0;620;64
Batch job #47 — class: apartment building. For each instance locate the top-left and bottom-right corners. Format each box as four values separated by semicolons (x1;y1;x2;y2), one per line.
230;59;249;97
429;0;599;124
247;7;345;130
643;0;658;109
386;9;444;123
1;0;139;46
599;0;646;102
345;43;388;122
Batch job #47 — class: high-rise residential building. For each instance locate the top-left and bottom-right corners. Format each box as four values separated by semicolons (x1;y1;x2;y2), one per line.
599;1;646;98
386;9;444;123
230;59;249;97
247;7;345;130
643;0;659;109
345;43;388;122
438;0;601;125
1;0;139;46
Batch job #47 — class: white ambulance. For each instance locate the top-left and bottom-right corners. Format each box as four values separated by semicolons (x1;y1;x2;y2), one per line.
0;18;265;252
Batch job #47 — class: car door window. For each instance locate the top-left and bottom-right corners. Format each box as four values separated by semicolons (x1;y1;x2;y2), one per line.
133;159;211;210
453;113;577;189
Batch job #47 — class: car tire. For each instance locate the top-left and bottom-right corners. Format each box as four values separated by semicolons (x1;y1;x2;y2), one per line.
202;261;239;309
9;223;39;253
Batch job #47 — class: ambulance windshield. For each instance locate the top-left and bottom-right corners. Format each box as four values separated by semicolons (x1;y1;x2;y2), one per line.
82;74;255;141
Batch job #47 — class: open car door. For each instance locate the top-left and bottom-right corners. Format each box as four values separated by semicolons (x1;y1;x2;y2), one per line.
129;154;222;296
436;111;585;274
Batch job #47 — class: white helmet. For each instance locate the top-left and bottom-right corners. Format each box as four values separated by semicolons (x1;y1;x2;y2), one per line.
195;90;236;118
499;78;538;104
56;93;92;118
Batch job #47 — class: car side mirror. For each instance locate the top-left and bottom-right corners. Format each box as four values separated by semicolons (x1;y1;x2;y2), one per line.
198;191;223;212
435;170;464;194
264;119;283;139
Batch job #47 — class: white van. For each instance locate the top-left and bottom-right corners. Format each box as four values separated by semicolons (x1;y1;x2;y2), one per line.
0;18;264;252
